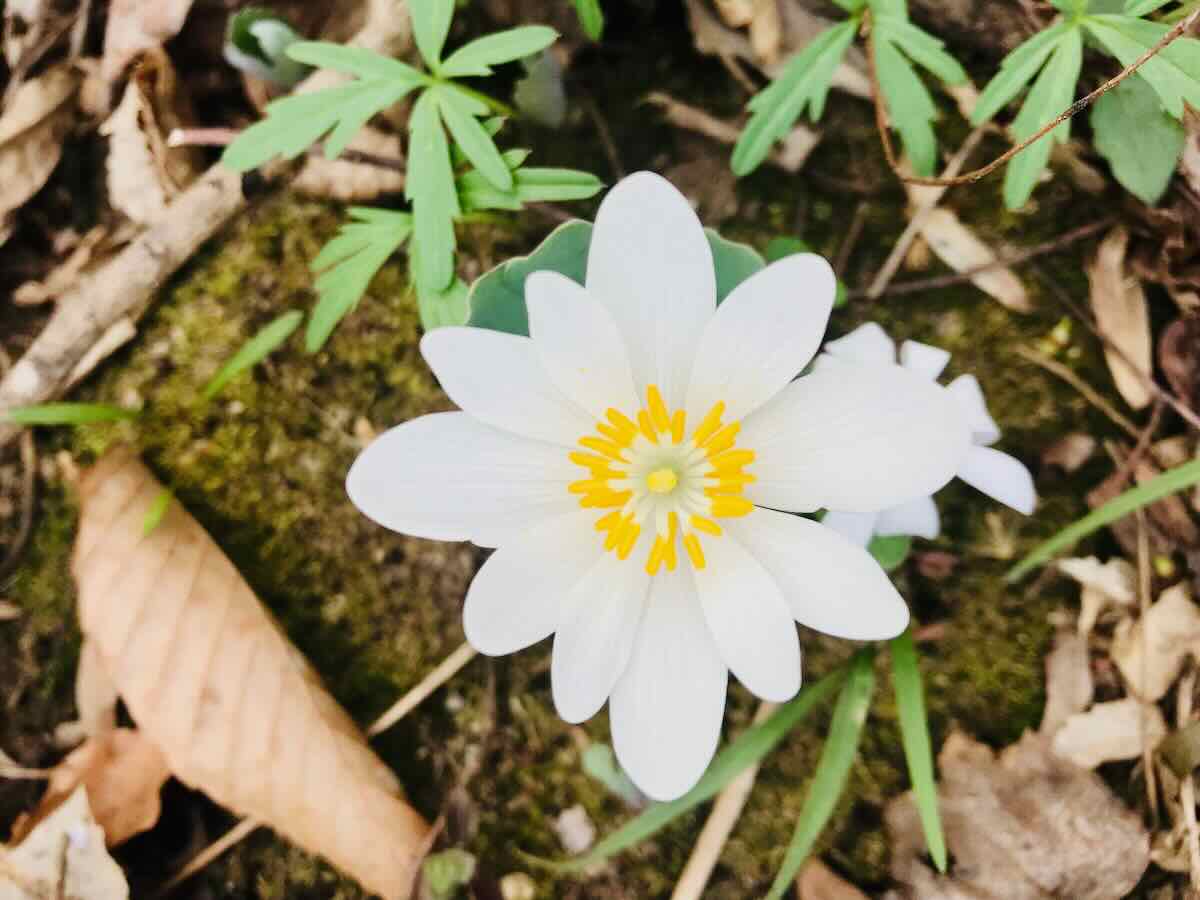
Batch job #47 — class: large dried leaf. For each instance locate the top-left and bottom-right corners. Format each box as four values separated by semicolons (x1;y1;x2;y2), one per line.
1051;698;1166;769
101;0;195;81
1112;583;1200;702
0;787;128;900
1087;226;1153;410
1057;556;1136;637
885;731;1149;900
72;448;431;899
1039;629;1093;736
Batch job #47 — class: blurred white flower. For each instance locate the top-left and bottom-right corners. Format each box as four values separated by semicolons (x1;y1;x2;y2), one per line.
347;173;970;800
818;322;1037;547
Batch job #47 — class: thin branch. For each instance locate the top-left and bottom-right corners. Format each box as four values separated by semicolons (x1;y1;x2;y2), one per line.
368;641;477;738
865;7;1200;188
1013;345;1141;439
1136;509;1160;824
153;818;262;897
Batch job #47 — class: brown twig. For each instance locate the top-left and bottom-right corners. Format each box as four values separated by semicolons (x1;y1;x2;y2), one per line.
833;201;870;281
1013;345;1141;439
864;7;1200;188
1136;509;1160;825
585;96;626;180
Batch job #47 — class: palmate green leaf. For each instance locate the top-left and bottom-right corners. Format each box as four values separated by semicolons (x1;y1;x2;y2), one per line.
435;85;513;191
1092;73;1186;204
890;629;947;872
285;41;426;80
764;650;876;900
440;25;559;77
1126;0;1175;13
874;16;967;85
1003;26;1082;209
547;664;848;872
412;0;455;69
732;19;858;176
873;34;938;176
1;403;139;425
408;90;460;293
572;0;606;40
971;21;1072;125
1083;15;1200;118
204;310;303;398
458;166;602;211
1008;457;1200;581
307;208;412;351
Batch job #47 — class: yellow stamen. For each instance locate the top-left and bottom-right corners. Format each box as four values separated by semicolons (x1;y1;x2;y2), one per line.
701;422;740;456
606;408;639;437
646;537;667;575
690;515;723;536
569;451;614;470
579;436;628;461
617;522;640;559
708;449;756;470
597;422;631;445
646;467;678;494
711;496;754;518
595;511;621;531
646;385;671;432
683;533;706;569
637;411;660;443
670;410;686;444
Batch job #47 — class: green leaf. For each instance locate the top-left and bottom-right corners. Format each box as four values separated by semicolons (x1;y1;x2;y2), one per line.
284;41;426;81
1084;15;1200;119
1;403;139;425
423;849;476;900
572;0;606;40
142;488;172;536
411;0;455;69
407;90;460;292
971;21;1072;125
764;650;876;900
1091;73;1186;204
582;744;644;806
1126;0;1175;13
551;664;848;872
891;630;947;872
439;25;558;77
707;229;765;303
873;34;940;175
458;166;603;211
1003;26;1082;209
868;534;912;571
204;310;303;398
224;8;309;87
307;208;412;351
1009;457;1200;581
416;276;471;330
434;86;513;191
733;20;857;176
874;16;967;84
468;220;593;335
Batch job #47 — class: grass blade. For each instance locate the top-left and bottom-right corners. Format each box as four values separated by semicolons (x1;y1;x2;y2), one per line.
142;488;173;536
2;403;139;425
203;310;303;400
1008;457;1200;581
544;663;848;872
764;649;876;900
890;629;946;872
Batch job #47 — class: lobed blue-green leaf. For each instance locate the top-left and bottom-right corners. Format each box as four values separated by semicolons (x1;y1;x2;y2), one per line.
435;86;513;191
411;0;455;69
1083;15;1200;119
439;25;558;77
873;35;939;175
971;21;1072;125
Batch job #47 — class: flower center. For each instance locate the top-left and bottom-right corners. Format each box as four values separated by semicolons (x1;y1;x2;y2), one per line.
568;385;757;575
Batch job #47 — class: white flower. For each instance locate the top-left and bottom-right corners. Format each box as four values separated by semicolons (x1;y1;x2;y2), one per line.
818;322;1037;547
347;173;971;801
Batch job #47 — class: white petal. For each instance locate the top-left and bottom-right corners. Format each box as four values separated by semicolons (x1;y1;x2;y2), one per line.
946;374;1001;445
821;322;896;366
347;412;578;545
421;327;593;446
610;568;727;801
526;271;640;419
958;445;1037;514
727;508;910;640
694;536;802;701
741;363;972;512
551;555;651;723
875;495;941;539
899;340;951;380
819;510;879;546
585;171;715;408
463;511;600;655
685;253;836;424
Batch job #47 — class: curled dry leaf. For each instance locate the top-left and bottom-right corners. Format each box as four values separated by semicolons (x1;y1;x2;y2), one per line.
10;729;170;848
294;127;405;201
72;448;431;899
1112;583;1200;702
1160;315;1200;415
1087;226;1153;410
101;0;196;82
885;731;1149;900
1051;698;1167;769
1057;556;1136;637
0;64;77;246
1039;629;1093;736
797;858;870;900
0;787;128;900
1040;432;1096;473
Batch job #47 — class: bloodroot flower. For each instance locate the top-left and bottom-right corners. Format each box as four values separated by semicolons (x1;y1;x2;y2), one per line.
347;172;970;800
818;322;1037;546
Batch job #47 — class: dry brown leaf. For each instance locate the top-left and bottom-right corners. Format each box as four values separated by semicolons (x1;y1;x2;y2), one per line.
1057;556;1136;636
1087;226;1153;410
1182;117;1200;197
1112;583;1200;701
1051;698;1167;769
0;787;129;900
0;64;77;246
911;205;1032;312
101;0;195;82
1160;316;1200;424
749;0;782;65
1039;629;1093;736
294;127;405;200
885;731;1149;900
72;448;431;899
11;729;170;848
0;599;21;621
75;638;119;738
797;859;870;900
1041;432;1096;473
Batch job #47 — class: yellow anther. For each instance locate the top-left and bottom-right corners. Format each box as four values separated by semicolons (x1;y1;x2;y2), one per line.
683;533;706;569
707;475;756;492
569;451;614;470
646;467;678;494
690;515;723;536
702;422;740;456
670;410;686;444
569;478;608;494
646;385;671;432
606;408;639;437
595;511;621;532
664;535;678;571
637;411;659;443
708;449;755;470
691;402;726;446
711;496;754;518
617;522;641;559
579;436;628;461
646;537;667;575
597;422;632;445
